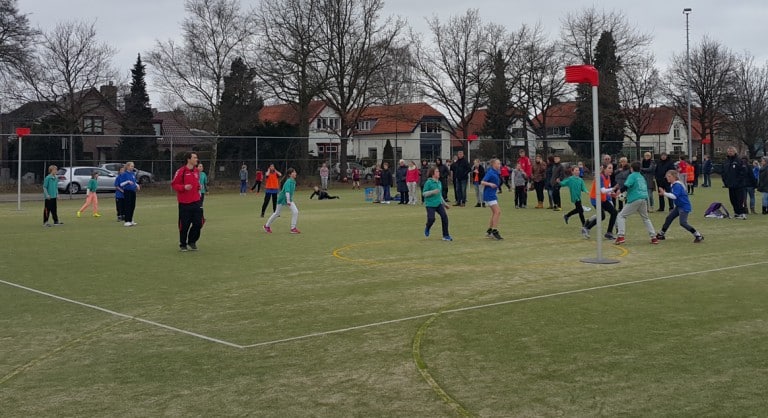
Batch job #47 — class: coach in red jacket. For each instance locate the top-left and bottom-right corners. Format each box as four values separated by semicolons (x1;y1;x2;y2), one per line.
171;152;203;252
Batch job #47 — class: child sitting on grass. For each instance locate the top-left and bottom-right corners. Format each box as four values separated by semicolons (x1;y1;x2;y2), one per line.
310;186;340;200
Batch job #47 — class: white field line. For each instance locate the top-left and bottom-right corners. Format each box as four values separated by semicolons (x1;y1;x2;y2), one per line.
241;260;768;348
4;261;766;350
0;279;243;349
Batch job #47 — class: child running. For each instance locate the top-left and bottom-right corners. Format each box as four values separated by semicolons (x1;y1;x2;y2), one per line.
480;158;503;240
559;165;589;231
422;166;452;241
77;171;101;218
615;161;659;245
656;170;704;243
263;168;300;234
583;163;618;240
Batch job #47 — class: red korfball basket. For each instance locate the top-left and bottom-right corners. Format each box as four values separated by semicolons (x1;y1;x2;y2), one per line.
565;65;600;87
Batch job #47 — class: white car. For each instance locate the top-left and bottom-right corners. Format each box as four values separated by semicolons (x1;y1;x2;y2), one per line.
99;163;155;184
56;167;118;194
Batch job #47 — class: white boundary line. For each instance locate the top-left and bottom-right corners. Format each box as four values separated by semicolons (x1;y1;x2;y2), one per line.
241;260;768;348
4;261;766;350
0;279;244;349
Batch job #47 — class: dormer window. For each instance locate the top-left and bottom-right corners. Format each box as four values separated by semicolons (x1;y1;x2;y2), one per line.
83;116;104;134
356;119;374;131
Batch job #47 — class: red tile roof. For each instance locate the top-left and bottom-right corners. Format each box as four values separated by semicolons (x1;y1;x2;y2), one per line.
154;111;201;145
259;100;327;126
452;107;529;139
532;101;577;128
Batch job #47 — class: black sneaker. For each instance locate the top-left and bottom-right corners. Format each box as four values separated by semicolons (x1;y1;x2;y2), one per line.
492;230;504;240
693;235;704;243
179;246;188;252
655;233;666;240
486;228;493;238
604;232;616;240
189;243;198;251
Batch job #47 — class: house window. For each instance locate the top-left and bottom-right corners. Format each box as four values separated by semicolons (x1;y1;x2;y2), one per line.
673;125;681;142
153;123;162;136
673;145;683;153
420;121;441;133
83;116;104;134
510;128;526;139
316;117;340;131
356;119;374;131
395;147;402;160
368;148;377;160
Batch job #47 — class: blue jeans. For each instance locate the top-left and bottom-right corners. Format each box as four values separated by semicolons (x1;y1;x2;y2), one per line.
426;205;449;237
383;185;391;201
763;192;768;210
455;178;468;204
240;180;247;193
746;187;756;210
703;173;711;187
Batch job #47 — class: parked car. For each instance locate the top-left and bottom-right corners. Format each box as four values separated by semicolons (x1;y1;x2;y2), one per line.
56;167;118;194
332;162;373;180
99;163;155;184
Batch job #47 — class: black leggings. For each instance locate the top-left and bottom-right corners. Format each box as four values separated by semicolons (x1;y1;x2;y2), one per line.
261;192;277;216
43;198;59;224
586;200;617;233
565;200;585;225
426;205;449;237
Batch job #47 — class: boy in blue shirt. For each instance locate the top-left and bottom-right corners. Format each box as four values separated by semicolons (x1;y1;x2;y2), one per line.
656;170;704;243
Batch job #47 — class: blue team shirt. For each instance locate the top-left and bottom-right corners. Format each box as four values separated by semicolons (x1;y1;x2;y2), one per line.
116;171;138;191
669;181;692;212
482;167;501;202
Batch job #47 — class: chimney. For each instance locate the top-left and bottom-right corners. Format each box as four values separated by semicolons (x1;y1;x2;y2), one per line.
100;81;118;108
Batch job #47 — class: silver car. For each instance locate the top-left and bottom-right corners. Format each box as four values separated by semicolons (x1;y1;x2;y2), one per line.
56;167;118;194
99;163;155;184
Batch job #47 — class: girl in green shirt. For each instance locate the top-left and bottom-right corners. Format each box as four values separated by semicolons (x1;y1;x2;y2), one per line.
422;166;452;241
77;171;101;218
263;168;300;234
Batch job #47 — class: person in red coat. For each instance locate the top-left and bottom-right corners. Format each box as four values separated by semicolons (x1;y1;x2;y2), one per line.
171;152;203;252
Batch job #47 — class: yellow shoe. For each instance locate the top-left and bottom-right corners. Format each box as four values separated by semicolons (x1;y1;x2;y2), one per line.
93;213;101;218
76;211;81;218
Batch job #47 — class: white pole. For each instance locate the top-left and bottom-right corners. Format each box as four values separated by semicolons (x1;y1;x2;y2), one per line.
16;134;22;211
685;8;693;158
592;85;603;259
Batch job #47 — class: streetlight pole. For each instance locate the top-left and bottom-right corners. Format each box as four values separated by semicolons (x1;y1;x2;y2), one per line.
684;8;693;158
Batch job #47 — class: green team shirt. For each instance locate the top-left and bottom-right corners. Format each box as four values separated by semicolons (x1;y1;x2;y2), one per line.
277;178;296;205
422;178;443;207
560;175;588;203
199;171;208;194
624;171;649;203
87;178;98;193
43;173;58;199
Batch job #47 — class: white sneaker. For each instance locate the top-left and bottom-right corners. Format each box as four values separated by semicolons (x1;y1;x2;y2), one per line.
124;222;133;227
131;221;138;225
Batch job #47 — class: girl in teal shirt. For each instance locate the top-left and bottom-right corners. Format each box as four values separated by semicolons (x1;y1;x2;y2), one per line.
263;168;300;234
422;166;452;241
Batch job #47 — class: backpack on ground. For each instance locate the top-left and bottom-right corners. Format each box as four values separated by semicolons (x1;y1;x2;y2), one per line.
704;202;730;219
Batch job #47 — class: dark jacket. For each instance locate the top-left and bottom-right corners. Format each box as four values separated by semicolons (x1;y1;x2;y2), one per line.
722;155;746;188
758;165;768;193
452;157;471;183
471;164;485;184
380;167;392;187
654;157;675;189
640;158;656;190
702;159;713;174
396;165;408;192
550;163;566;187
419;162;430;186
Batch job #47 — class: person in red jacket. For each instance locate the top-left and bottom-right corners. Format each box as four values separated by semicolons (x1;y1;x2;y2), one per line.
171;152;203;252
517;148;532;191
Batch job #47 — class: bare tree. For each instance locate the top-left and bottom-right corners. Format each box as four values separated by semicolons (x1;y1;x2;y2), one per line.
0;0;39;82
618;53;662;157
413;9;499;146
559;7;651;66
318;0;404;171
510;24;569;155
721;54;768;158
17;20;117;134
146;0;255;180
368;43;419;105
664;37;737;157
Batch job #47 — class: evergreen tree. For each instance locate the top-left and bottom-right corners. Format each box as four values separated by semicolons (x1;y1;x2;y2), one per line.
482;49;511;158
569;31;624;158
117;54;158;166
218;57;263;164
383;139;394;166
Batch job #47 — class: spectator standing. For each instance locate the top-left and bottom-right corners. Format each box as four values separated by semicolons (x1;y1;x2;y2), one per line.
500;163;511;192
373;164;383;203
702;154;712;187
406;161;420;205
544;155;555;209
654;152;675;212
640;152;656;209
757;156;768;214
436;158;450;202
452;150;471;206
691;155;701;193
351;166;361;190
550;155;566;211
117;161;140;227
239;164;248;196
42;165;62;227
250;169;263;193
517;149;532;187
744;158;758;215
471;159;485;207
512;163;528;208
380;161;393;202
172;152;203;251
722;146;748;219
319;163;330;190
613;157;630;211
396;159;409;205
531;154;547;209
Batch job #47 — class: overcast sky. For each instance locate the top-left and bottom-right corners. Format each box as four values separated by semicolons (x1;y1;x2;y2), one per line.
21;0;768;109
